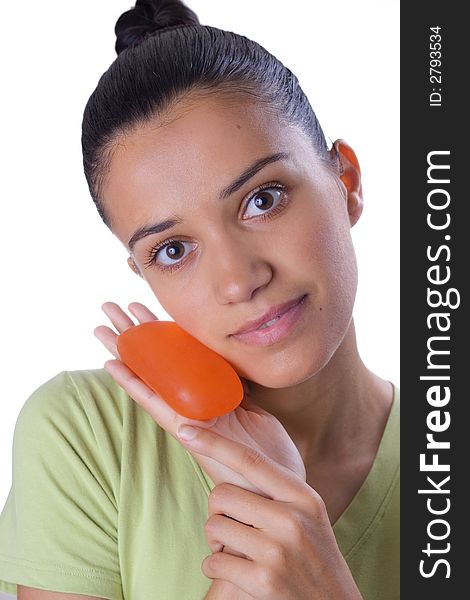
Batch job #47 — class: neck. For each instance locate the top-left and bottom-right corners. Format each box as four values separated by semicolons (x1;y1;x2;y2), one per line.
245;320;393;467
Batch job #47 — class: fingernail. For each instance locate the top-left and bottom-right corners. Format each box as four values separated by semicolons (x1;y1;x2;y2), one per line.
177;425;199;441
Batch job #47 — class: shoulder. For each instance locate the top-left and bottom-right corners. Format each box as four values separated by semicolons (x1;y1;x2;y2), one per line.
2;371;128;595
15;369;124;439
13;368;163;467
19;368;126;415
16;367;161;425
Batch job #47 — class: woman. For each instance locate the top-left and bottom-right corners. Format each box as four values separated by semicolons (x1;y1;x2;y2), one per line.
0;0;399;598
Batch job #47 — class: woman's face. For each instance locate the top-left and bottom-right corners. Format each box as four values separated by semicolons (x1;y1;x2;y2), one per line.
102;93;361;388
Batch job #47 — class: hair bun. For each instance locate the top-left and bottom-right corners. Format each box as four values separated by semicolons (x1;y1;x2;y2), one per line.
115;0;200;55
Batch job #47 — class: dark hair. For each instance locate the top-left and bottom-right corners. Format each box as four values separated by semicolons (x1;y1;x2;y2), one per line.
81;0;335;229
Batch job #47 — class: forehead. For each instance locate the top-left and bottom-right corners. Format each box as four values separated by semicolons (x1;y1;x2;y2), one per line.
103;93;315;241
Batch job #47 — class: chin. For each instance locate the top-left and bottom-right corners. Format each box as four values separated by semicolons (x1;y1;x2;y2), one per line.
226;305;353;389
236;352;332;389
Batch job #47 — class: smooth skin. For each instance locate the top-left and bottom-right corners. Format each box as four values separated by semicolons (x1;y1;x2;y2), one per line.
177;423;362;599
19;93;393;598
19;302;310;599
97;302;307;499
100;92;392;524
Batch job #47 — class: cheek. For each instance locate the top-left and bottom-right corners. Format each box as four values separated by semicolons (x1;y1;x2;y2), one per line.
148;281;216;343
279;201;357;298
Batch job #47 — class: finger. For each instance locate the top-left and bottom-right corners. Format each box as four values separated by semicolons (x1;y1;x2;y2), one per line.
214;544;251;560
205;514;261;561
94;304;156;359
101;301;136;333
127;302;160;323
104;358;176;424
221;545;248;560
93;325;119;359
208;483;275;529
176;426;305;503
202;551;259;597
208;540;224;554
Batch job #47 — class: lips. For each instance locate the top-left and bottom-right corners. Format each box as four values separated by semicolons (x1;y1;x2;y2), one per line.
231;294;307;335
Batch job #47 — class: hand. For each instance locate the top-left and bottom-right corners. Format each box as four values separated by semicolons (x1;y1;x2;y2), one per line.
94;302;306;498
176;425;363;600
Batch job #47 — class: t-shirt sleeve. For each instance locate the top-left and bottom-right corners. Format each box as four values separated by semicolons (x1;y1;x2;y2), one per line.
0;371;123;599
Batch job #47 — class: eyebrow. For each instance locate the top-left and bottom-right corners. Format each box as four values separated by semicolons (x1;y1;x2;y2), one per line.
127;151;290;252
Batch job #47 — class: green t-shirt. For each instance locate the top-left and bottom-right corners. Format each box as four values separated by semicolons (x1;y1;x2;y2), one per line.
0;369;399;599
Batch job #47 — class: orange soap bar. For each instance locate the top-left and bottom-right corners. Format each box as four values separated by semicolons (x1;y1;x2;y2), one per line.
117;321;244;420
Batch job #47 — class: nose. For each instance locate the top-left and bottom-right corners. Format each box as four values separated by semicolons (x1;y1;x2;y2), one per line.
209;233;273;305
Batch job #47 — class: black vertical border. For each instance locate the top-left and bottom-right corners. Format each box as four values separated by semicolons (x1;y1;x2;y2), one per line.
401;3;467;598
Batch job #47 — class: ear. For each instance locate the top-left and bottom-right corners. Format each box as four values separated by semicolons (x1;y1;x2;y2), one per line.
330;139;363;227
127;256;143;278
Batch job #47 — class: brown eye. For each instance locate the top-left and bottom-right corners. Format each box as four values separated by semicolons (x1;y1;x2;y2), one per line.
157;240;191;265
242;186;285;219
163;242;185;261
145;239;197;270
254;190;275;210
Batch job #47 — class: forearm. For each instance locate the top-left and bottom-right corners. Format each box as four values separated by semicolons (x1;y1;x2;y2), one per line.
204;579;254;599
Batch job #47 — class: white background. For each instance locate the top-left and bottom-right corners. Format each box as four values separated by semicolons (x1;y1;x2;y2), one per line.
0;0;399;513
